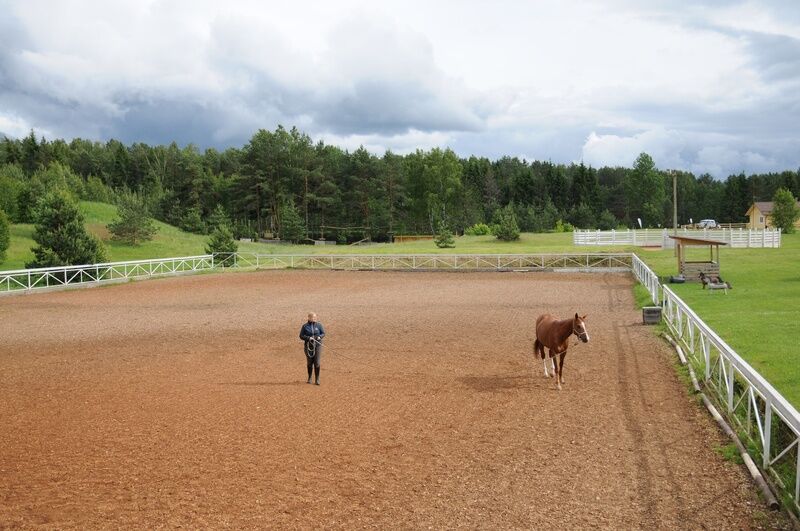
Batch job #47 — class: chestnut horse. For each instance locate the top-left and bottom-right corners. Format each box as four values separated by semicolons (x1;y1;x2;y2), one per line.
533;313;589;390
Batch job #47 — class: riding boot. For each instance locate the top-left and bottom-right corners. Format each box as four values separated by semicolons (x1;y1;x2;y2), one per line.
307;365;313;384
314;365;320;385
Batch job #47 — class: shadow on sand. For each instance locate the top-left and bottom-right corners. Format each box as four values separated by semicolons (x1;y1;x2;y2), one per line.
458;374;534;392
217;381;305;387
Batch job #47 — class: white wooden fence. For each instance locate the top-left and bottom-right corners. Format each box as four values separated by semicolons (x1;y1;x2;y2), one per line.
574;228;782;248
0;253;633;294
0;255;215;293
631;254;660;305
662;285;800;512
212;252;633;272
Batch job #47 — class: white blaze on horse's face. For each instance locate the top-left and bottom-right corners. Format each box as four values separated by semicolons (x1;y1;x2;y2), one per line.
574;314;590;343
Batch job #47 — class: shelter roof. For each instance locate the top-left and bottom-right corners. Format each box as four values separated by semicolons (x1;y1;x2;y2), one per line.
668;235;729;246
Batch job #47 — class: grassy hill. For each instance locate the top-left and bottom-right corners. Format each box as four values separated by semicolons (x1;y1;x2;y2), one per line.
2;201;270;270
1;201;600;270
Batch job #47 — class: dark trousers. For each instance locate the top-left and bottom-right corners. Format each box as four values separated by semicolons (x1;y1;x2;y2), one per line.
305;343;322;368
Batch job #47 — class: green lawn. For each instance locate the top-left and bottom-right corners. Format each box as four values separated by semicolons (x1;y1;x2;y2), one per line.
0;201;603;269
3;201;798;408
633;234;800;408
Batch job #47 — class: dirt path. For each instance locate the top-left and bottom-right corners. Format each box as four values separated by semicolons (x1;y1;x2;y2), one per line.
0;271;789;529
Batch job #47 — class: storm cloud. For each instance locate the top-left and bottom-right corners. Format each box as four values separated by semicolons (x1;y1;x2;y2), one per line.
1;0;799;176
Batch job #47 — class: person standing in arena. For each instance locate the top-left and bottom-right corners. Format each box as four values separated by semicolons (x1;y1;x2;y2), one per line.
299;312;325;385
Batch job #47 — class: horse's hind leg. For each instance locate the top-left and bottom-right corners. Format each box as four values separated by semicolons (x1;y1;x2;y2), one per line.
535;339;550;377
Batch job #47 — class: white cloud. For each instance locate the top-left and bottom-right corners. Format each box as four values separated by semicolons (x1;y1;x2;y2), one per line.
318;129;454;155
0;112;40;138
582;129;687;169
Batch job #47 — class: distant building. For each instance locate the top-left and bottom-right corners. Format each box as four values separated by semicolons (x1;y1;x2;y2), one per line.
746;201;800;229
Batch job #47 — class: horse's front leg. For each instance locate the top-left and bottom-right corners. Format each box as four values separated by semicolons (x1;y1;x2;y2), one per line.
559;351;567;385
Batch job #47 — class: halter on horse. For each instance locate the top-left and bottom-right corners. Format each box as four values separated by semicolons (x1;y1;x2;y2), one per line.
533;313;589;390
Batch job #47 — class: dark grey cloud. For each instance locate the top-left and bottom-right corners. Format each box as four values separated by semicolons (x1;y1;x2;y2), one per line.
1;0;800;177
312;80;485;135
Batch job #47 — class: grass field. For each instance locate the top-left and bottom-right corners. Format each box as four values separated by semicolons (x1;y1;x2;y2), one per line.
3;201;798;407
632;234;800;408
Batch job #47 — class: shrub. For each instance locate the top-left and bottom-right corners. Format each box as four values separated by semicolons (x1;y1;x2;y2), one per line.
464;223;492;236
493;205;520;241
554;219;574;233
107;191;158;245
205;224;238;261
26;189;107;268
434;220;456;248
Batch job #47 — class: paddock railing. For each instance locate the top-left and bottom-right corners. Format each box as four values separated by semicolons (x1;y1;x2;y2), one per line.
0;253;634;293
574;228;782;248
212;252;634;272
662;285;800;512
631;254;660;305
0;255;215;293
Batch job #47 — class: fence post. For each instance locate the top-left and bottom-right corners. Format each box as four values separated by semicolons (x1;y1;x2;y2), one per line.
727;359;735;413
763;397;772;469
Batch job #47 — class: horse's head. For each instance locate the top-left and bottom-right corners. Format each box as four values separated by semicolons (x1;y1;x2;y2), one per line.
573;313;589;343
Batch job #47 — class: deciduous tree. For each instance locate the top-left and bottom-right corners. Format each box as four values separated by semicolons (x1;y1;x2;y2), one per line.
771;188;800;233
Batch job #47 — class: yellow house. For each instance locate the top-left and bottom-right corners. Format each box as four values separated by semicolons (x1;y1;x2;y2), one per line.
746;201;800;229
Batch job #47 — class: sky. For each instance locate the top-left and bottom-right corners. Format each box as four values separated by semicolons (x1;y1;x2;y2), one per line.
1;0;799;177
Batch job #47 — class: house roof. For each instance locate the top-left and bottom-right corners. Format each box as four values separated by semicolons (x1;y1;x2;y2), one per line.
747;201;800;216
668;235;729;246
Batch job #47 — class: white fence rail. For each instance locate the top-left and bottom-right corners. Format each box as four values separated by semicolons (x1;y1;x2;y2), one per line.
213;252;633;272
631;254;660;305
662;285;800;512
574;228;782;248
0;253;633;293
0;255;215;293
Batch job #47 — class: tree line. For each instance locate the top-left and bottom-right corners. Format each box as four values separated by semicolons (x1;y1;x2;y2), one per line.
2;128;799;243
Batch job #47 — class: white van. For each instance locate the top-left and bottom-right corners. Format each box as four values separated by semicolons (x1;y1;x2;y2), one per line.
697;219;717;228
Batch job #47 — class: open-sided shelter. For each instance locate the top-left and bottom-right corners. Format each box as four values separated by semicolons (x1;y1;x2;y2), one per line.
669;235;728;282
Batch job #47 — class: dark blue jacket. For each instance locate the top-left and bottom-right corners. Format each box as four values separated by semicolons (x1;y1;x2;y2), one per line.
299;322;325;344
